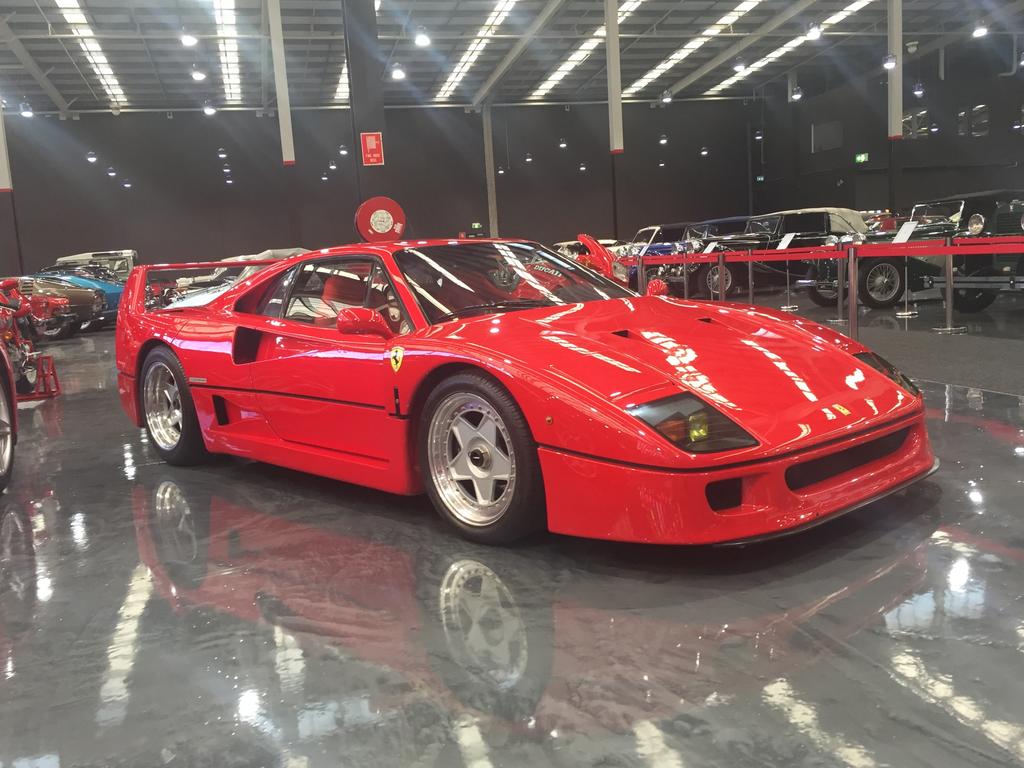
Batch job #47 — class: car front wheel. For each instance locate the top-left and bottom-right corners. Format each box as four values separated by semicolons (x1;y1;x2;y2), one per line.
420;373;544;544
859;258;905;309
141;346;210;465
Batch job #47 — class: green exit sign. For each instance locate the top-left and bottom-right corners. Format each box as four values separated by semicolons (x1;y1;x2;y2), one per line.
471;222;483;230
854;152;870;164
755;174;765;183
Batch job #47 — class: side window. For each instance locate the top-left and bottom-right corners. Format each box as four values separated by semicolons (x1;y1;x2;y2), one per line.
366;262;413;335
253;266;298;317
284;259;374;325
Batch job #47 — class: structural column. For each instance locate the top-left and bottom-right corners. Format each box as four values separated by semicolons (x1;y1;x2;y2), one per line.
605;0;624;238
341;0;389;203
482;106;499;237
0;110;23;275
887;0;903;211
266;0;295;165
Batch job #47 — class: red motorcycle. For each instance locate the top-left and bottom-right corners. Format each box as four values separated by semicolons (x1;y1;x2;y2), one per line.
0;279;65;395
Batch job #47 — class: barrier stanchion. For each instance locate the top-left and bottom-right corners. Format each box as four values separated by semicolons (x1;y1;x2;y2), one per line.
847;246;859;339
747;254;754;305
717;253;726;302
682;255;690;299
895;256;918;319
827;253;847;325
637;254;647;296
932;239;967;334
780;260;798;312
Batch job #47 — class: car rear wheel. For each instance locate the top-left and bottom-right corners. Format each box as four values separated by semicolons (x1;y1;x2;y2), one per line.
952;265;999;313
859;258;905;309
41;323;73;341
697;263;737;298
141;346;210;465
420;373;544;544
805;264;838;307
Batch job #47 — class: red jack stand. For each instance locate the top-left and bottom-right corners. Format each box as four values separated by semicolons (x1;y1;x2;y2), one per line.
17;355;61;402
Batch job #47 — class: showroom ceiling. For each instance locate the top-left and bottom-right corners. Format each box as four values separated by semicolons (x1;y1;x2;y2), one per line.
0;0;1019;114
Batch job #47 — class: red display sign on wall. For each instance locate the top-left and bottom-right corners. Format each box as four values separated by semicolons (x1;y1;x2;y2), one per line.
360;132;385;166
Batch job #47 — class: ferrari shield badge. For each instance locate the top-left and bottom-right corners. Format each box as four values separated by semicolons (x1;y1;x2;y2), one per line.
390;347;405;373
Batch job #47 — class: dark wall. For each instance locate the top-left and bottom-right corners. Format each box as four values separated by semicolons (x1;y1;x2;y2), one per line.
492;100;754;243
2;98;754;274
756;44;1024;214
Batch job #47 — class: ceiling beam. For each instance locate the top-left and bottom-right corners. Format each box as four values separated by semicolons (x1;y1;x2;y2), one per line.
0;17;71;113
266;0;295;163
665;0;820;97
471;0;568;108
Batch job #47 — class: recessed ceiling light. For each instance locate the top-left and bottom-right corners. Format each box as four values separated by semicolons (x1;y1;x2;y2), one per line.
578;162;587;172
391;63;406;80
754;129;764;141
191;67;207;81
497;166;505;175
86;151;97;163
658;133;668;145
217;147;227;159
912;82;924;97
524;153;533;163
328;160;337;170
972;22;988;38
222;164;231;174
658;161;665;167
806;24;822;40
929;122;939;133
226;178;234;185
321;174;329;182
414;28;430;47
122;179;132;189
18;102;32;118
883;53;897;70
106;167;116;177
661;90;672;103
733;59;746;73
558;137;567;149
203;102;217;116
181;32;198;47
791;86;803;101
339;144;349;156
700;146;709;157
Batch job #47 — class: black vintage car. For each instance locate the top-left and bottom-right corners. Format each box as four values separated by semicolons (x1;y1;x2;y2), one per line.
694;207;865;302
811;190;1024;311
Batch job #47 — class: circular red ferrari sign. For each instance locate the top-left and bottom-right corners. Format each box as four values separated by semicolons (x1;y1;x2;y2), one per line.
355;196;407;242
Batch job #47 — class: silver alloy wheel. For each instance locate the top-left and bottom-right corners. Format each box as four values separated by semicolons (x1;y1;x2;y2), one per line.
143;361;183;451
439;559;528;688
0;385;12;477
427;392;516;526
865;262;901;303
706;264;733;295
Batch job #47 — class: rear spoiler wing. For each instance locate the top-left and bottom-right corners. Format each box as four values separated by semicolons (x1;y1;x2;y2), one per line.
123;260;282;316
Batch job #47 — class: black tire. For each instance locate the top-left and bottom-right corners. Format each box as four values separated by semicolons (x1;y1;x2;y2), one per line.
805;264;838;307
140;346;211;466
858;258;905;309
696;263;738;298
14;374;33;396
952;266;999;313
418;372;545;544
0;373;14;492
41;323;73;341
148;479;211;590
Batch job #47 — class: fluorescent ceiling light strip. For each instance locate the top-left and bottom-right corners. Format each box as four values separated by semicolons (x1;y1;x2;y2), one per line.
529;1;646;100
435;0;518;101
335;62;350;101
622;0;762;97
705;0;875;94
213;0;242;103
54;0;128;105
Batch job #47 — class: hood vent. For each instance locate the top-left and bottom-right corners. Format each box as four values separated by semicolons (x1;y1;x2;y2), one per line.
697;317;713;324
611;329;630;338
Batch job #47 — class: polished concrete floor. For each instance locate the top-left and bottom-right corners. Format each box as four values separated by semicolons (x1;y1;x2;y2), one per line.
2;330;1024;767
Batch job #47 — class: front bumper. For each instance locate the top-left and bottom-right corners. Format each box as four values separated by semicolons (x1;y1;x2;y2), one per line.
118;371;141;426
541;412;935;544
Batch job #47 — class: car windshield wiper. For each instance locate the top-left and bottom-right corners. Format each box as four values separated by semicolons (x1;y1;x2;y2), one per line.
435;299;552;322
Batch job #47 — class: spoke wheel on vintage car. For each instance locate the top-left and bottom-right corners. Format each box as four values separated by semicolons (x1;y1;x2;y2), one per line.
420;373;544;544
952;265;1000;313
858;258;905;309
141;347;210;465
698;263;736;298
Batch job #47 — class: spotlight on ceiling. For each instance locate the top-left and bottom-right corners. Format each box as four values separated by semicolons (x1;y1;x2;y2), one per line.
791;86;803;101
203;102;217;116
222;164;231;174
972;22;988;38
122;179;132;189
191;67;207;82
733;59;746;73
754;129;764;141
339;144;349;156
86;150;97;163
328;160;337;170
18;102;32;118
578;162;587;172
658;161;666;168
524;153;533;163
226;178;234;185
106;167;116;177
883;54;897;70
321;174;329;182
181;32;198;47
658;133;668;145
912;82;925;98
558;137;567;149
497;166;505;175
414;27;431;47
661;90;672;103
217;147;227;159
929;122;940;133
391;63;406;80
699;146;709;157
806;24;822;40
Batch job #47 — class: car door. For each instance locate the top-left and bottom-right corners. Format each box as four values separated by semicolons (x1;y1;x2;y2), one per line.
237;256;403;460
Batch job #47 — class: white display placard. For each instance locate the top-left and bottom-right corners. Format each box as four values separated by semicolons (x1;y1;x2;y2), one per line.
777;233;796;250
702;241;718;253
892;221;918;243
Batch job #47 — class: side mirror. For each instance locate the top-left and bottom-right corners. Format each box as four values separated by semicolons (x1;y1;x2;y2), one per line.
336;307;394;339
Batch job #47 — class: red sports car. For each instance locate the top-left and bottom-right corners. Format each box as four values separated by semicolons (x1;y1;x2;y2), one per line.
115;239;936;545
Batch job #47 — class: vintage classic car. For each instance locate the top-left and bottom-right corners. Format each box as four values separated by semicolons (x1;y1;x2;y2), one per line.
34;267;123;330
116;239;935;546
684;215;751;241
54;249;137;281
16;275;106;337
553;239;628;258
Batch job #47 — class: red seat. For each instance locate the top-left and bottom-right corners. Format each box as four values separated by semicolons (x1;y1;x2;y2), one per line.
313;275;365;326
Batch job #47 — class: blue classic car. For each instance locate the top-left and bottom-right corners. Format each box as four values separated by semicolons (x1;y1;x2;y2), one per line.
36;265;123;329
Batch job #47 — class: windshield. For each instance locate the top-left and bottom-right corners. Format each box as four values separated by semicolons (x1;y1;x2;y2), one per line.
910;200;964;224
631;227;657;244
393;241;632;323
745;216;779;234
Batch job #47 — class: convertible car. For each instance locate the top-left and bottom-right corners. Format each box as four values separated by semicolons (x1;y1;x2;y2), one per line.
116;239;936;545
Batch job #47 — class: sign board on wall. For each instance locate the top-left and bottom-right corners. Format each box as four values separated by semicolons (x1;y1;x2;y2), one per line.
854;152;870;164
360;132;384;166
